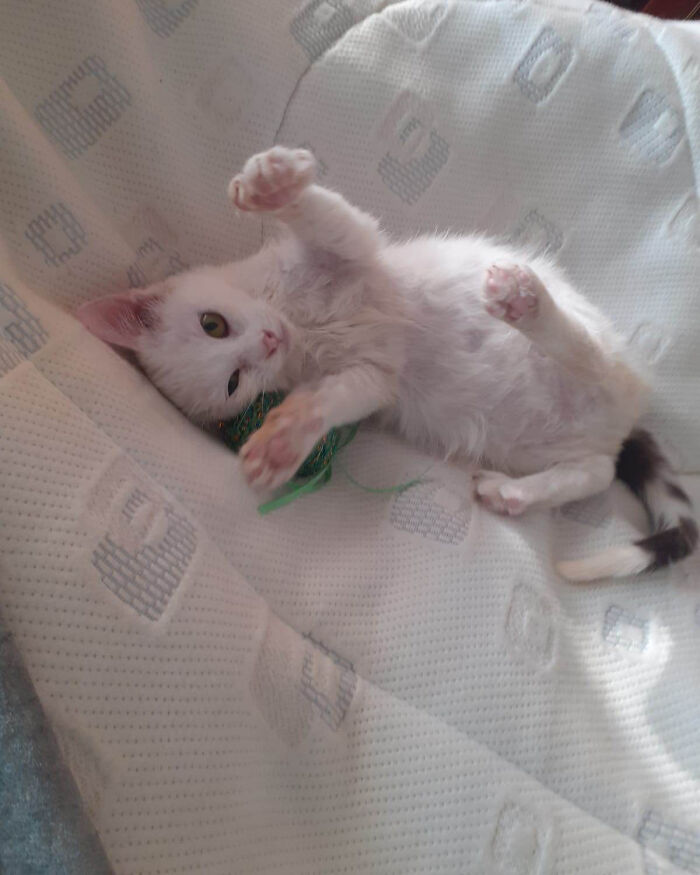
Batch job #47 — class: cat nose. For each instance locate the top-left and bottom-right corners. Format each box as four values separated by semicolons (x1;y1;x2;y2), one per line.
262;329;280;358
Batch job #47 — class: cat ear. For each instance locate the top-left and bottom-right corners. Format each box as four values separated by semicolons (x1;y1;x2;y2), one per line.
77;285;168;350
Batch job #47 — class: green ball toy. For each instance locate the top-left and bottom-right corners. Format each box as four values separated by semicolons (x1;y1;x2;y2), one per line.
219;392;427;515
219;391;345;480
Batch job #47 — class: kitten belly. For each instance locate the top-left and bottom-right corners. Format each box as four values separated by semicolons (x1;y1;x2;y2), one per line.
392;325;630;474
380;237;641;473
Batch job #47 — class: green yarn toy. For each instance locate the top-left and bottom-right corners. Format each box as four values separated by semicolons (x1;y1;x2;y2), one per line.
219;391;357;514
220;391;432;515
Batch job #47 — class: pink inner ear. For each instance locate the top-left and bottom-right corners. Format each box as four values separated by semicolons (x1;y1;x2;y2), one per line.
77;291;161;350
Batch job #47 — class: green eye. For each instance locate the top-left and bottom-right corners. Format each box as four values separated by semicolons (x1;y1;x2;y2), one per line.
200;312;228;338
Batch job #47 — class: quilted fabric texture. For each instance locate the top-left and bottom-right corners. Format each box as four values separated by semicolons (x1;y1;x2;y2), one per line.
1;1;699;873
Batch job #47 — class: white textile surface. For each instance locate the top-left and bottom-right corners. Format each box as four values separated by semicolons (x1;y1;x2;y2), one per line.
1;1;699;872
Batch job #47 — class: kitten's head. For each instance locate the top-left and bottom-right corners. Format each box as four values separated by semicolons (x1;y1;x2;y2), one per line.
77;268;296;423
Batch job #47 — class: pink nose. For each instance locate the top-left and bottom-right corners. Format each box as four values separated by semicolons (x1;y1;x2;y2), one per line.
262;330;280;358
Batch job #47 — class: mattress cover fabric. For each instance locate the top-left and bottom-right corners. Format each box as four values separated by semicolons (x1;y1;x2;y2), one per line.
1;1;699;872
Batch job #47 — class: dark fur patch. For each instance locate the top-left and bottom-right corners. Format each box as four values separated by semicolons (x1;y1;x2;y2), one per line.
653;512;669;534
615;428;665;497
665;479;692;505
638;517;699;571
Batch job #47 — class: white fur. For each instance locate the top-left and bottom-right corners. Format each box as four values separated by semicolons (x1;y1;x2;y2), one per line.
474;455;616;517
78;147;650;545
556;547;649;582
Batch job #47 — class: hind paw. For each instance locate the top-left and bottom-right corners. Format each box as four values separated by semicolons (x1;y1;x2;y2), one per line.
483;264;541;324
473;470;529;516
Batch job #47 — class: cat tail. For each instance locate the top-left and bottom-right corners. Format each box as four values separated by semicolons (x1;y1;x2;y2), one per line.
557;428;698;582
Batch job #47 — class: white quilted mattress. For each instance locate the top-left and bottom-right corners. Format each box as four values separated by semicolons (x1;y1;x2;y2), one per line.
1;1;700;872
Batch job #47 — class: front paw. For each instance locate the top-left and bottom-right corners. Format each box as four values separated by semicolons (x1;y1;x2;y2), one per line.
239;393;323;490
228;147;316;213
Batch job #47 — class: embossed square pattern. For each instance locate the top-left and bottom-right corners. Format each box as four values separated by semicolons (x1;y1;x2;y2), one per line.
1;1;699;873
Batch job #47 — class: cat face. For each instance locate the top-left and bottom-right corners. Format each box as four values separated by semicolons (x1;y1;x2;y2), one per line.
78;269;295;423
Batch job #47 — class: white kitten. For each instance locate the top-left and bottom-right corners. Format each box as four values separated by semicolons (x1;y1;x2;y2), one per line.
78;147;697;581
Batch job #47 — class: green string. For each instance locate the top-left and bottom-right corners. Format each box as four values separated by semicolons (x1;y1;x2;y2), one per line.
257;466;332;515
256;424;433;515
336;459;434;494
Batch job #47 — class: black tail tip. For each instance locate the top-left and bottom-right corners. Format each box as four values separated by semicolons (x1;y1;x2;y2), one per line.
638;516;699;571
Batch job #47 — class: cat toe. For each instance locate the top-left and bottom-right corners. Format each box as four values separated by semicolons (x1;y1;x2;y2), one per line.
474;471;529;516
240;395;323;491
483;264;540;324
229;147;316;212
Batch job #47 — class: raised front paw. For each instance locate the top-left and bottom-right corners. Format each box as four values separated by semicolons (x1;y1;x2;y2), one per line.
483;264;541;324
228;147;316;213
239;393;324;490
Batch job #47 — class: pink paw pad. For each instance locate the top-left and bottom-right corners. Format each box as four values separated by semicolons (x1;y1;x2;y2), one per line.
484;265;540;323
266;433;299;468
228;147;316;213
501;493;527;516
473;472;529;517
239;394;323;491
